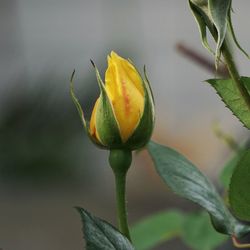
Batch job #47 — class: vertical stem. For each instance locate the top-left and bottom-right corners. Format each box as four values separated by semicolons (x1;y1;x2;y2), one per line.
114;171;131;241
109;149;132;241
221;38;250;109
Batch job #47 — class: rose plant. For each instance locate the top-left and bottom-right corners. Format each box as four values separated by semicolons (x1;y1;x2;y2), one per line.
70;1;250;249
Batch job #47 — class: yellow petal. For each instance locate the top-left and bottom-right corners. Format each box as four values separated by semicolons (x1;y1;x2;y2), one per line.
89;97;101;143
105;51;144;142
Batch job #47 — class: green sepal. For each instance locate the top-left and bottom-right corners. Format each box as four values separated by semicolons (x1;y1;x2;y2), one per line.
189;0;214;55
70;70;87;129
109;150;132;175
143;65;155;105
92;63;123;148
189;0;249;67
208;0;231;65
125;66;155;150
227;10;249;59
70;70;106;148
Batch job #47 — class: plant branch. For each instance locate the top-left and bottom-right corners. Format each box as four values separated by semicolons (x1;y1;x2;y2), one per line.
176;42;229;77
232;236;250;249
109;149;132;241
222;38;250;110
114;171;131;241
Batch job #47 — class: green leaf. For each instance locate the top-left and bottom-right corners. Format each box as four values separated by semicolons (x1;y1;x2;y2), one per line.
131;210;184;250
131;209;227;250
76;207;134;250
241;77;250;94
229;150;250;221
207;78;250;129
182;212;227;250
147;141;250;237
220;150;246;189
208;0;231;63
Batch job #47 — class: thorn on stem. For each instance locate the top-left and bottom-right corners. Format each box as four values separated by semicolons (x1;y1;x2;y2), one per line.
90;59;96;68
70;69;76;82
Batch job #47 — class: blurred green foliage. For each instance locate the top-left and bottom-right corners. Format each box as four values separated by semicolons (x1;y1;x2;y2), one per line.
0;73;97;186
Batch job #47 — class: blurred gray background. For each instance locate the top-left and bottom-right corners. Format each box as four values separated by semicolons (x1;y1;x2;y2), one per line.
0;0;249;249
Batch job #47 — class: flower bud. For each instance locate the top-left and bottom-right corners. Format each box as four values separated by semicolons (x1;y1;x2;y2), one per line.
71;51;155;151
189;0;248;64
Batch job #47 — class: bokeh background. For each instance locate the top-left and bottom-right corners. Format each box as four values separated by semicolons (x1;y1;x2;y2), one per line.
0;0;249;249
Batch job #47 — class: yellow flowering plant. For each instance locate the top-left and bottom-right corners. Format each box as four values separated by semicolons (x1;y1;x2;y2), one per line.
71;51;154;242
70;2;250;249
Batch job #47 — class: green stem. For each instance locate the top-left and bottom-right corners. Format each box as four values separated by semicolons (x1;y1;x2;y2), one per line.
221;38;250;110
109;149;132;241
232;236;250;249
114;171;131;241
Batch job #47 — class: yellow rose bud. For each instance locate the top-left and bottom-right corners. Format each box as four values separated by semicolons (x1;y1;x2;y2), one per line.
71;51;155;150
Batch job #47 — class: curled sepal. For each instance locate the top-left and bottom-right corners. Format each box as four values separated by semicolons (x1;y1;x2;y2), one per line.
189;0;249;67
92;62;123;148
70;70;105;148
125;66;155;150
70;70;87;129
208;0;231;65
189;0;214;55
227;10;249;59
